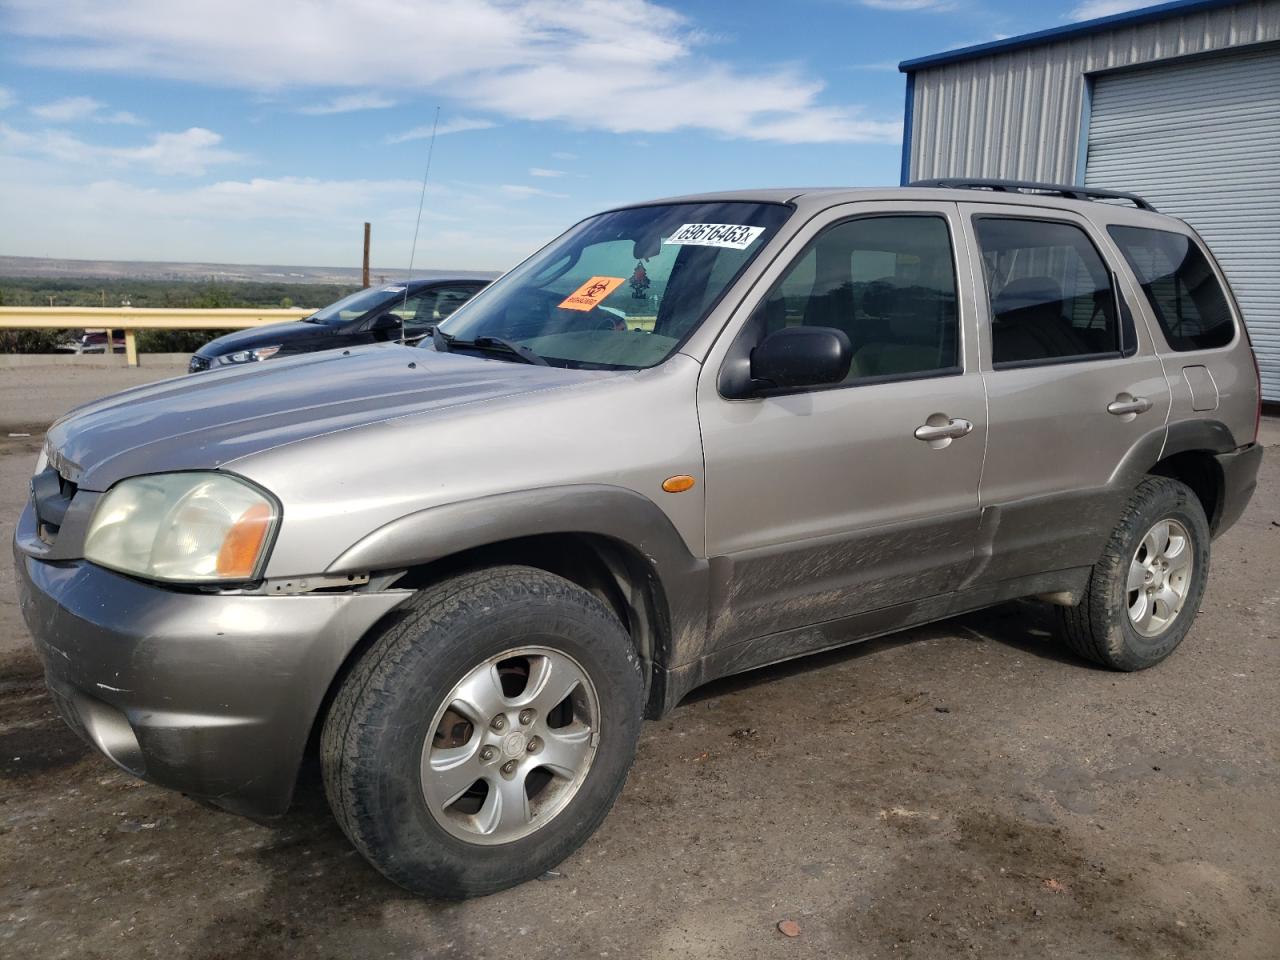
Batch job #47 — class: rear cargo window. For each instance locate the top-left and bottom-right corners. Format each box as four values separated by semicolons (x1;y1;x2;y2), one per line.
1107;226;1235;351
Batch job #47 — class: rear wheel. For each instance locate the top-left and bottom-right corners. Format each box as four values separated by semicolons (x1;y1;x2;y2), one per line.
321;565;644;898
1059;476;1210;670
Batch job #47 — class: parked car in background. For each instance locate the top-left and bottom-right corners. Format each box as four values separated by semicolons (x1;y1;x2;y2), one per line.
16;182;1262;900
187;278;489;372
73;330;126;354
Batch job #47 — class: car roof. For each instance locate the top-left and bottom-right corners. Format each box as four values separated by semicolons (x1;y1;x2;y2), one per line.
614;186;1178;227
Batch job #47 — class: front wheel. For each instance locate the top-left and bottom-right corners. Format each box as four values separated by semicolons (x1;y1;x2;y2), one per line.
321;566;644;898
1059;476;1211;670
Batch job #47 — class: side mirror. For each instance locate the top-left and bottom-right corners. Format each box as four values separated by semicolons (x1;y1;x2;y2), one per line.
748;326;852;392
371;312;401;330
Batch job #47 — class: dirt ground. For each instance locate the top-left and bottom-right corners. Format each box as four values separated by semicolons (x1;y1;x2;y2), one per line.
2;362;1278;959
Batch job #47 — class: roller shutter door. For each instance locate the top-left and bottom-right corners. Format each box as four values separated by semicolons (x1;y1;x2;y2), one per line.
1085;46;1280;400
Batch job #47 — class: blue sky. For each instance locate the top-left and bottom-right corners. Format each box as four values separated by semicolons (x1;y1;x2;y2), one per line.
0;0;1155;271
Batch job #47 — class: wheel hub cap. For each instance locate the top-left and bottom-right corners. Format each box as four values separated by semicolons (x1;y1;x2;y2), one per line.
421;646;600;845
1127;518;1194;638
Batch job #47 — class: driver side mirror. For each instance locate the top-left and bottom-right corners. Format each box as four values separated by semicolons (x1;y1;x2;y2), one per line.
741;326;852;395
371;312;401;331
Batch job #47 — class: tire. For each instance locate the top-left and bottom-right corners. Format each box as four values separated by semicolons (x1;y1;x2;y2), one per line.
1060;476;1210;671
321;565;644;899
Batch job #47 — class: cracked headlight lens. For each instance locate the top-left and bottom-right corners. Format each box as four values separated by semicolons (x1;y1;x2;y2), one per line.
84;472;278;582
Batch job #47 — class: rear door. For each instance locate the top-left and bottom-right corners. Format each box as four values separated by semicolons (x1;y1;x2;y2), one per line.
959;203;1171;585
698;201;987;653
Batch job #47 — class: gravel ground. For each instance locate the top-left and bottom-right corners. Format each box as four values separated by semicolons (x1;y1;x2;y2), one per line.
1;364;1277;959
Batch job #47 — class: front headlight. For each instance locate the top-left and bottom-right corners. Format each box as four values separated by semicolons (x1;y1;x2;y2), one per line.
84;472;278;583
220;344;282;365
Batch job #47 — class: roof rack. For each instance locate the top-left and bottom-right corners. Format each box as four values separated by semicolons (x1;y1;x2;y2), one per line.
910;178;1157;212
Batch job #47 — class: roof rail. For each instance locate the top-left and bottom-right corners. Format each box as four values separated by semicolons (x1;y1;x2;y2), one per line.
910;178;1157;212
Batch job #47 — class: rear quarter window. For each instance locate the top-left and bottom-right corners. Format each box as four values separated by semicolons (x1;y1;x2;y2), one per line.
1107;225;1235;351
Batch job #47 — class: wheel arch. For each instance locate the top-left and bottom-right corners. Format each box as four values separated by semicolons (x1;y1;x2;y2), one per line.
1150;419;1241;534
321;484;709;718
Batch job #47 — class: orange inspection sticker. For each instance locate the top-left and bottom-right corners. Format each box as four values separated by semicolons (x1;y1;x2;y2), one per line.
558;276;626;311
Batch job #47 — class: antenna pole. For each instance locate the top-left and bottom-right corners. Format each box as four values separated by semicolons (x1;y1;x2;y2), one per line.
401;106;441;344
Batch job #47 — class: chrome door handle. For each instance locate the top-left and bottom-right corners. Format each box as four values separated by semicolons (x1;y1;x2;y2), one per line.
1107;395;1153;416
914;417;973;443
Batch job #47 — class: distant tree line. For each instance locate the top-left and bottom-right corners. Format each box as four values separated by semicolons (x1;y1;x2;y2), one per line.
0;277;361;353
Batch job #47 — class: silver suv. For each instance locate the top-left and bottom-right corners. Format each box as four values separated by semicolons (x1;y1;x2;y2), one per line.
14;181;1263;898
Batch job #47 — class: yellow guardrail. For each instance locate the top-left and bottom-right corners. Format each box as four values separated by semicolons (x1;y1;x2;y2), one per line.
0;306;314;366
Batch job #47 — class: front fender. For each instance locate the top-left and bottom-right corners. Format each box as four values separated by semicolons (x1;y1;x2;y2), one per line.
326;483;711;669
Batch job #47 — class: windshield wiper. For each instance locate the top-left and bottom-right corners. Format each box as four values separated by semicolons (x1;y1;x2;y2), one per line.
473;336;548;366
433;329;548;366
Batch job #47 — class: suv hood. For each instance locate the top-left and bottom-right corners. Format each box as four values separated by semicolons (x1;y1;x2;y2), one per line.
46;344;608;490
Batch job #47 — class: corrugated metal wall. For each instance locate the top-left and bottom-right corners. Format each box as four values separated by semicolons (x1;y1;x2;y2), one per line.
1085;47;1280;399
906;1;1280;183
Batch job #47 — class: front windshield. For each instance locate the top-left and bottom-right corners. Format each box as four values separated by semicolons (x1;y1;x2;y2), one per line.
307;285;404;324
435;201;790;369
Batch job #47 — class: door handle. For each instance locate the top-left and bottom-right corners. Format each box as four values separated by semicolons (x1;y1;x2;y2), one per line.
1107;395;1153;417
914;417;973;443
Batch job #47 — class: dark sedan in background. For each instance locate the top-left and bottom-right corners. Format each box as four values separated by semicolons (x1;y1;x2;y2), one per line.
188;277;489;373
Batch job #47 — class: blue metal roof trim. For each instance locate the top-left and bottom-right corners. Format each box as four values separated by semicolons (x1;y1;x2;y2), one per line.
898;0;1246;73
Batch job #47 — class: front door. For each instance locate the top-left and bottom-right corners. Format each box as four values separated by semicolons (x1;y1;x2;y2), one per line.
698;202;987;653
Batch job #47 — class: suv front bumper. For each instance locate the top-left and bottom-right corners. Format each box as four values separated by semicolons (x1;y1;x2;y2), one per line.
13;507;409;818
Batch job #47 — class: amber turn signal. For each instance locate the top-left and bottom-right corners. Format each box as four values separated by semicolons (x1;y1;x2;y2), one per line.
661;475;696;493
216;502;274;578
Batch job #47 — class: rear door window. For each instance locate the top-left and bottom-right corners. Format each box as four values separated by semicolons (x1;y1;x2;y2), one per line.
975;217;1126;367
1107;225;1235;351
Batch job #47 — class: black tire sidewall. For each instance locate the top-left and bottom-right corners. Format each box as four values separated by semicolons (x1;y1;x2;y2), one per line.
1104;480;1211;669
330;570;643;897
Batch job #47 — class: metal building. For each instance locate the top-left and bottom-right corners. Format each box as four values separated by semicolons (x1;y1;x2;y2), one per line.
899;0;1280;399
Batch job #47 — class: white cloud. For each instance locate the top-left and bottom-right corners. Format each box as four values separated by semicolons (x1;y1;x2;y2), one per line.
30;95;103;122
298;91;397;115
385;116;496;144
29;95;143;124
551;151;578;161
0;87;16;110
0;158;558;269
100;109;144;125
500;184;568;199
528;167;564;177
117;127;243;175
2;0;899;144
1;123;243;175
1068;0;1154;18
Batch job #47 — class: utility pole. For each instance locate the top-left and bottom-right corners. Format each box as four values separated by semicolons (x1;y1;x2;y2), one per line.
362;222;371;288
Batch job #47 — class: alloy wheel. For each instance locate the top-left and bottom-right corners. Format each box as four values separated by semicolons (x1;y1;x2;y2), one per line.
421;646;600;845
1127;518;1194;638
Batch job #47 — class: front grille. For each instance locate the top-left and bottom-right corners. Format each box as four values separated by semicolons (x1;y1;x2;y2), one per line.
188;354;211;373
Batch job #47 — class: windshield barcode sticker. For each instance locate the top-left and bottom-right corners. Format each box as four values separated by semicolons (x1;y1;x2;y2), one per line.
664;223;766;250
